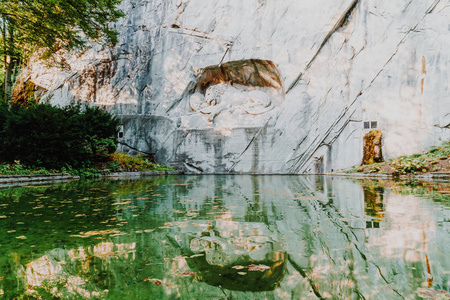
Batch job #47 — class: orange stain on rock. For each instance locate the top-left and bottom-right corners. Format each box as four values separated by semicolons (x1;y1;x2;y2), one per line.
421;56;426;95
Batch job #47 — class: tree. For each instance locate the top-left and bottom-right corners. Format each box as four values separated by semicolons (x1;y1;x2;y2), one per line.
0;0;124;102
0;103;120;168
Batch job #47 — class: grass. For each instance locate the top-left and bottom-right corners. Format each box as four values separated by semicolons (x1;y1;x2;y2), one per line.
0;153;176;179
346;140;450;175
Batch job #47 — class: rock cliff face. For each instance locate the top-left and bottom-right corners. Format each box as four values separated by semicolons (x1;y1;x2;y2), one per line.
21;0;450;173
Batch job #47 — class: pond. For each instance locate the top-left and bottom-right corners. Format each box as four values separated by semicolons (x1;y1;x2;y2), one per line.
0;175;449;299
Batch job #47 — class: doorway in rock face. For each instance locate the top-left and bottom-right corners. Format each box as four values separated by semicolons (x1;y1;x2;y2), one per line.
314;156;324;174
362;129;383;165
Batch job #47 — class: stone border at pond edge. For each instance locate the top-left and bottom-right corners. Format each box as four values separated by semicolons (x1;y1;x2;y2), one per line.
2;171;449;186
0;171;183;185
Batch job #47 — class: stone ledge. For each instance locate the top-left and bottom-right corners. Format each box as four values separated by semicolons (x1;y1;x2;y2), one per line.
0;174;80;184
0;171;183;185
102;171;182;177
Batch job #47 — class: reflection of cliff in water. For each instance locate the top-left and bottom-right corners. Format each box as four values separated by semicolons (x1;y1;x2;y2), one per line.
3;176;449;299
163;176;289;292
185;226;287;292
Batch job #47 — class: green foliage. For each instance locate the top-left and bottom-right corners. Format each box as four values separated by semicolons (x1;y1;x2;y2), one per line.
0;101;8;129
391;157;428;174
345;166;364;174
0;0;124;57
80;105;119;161
0;103;120;169
0;160;51;175
104;160;121;172
111;153;175;172
350;140;450;175
0;0;124;102
390;141;450;174
427;141;450;160
68;167;102;179
369;165;381;173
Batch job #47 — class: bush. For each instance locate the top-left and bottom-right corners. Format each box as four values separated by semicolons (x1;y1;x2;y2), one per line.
0;161;51;175
111;153;175;172
79;105;120;161
0;103;120;168
391;157;428;174
0;102;9;137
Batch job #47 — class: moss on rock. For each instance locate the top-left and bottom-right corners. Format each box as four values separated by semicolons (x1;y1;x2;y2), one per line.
362;129;383;165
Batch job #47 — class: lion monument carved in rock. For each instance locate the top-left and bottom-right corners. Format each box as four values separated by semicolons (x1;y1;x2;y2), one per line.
189;83;274;122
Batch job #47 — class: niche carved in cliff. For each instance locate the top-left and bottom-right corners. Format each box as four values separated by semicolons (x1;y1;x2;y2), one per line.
183;59;284;128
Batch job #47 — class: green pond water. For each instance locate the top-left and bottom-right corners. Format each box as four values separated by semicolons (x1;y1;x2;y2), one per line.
0;175;449;299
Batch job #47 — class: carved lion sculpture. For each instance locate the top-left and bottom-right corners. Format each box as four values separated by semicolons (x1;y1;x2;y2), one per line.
189;83;274;122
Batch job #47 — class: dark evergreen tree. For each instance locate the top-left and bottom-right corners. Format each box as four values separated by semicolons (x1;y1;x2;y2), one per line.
0;103;120;168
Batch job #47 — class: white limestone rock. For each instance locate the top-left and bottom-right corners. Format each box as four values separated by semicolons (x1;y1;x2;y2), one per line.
21;0;450;173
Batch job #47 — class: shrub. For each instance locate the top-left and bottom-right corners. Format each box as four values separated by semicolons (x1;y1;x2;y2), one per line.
369;165;381;173
111;153;175;172
390;155;433;174
0;103;120;168
0;102;10;149
79;105;120;161
111;153;155;171
0;161;51;175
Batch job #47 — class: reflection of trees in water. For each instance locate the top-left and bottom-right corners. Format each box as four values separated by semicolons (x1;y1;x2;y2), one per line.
2;176;450;299
363;184;385;226
245;176;269;224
